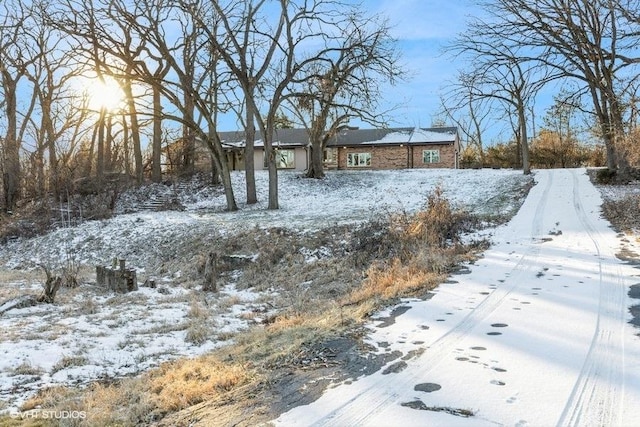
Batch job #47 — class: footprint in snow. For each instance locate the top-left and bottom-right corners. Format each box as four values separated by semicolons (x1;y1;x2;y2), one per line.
491;323;509;328
414;383;442;393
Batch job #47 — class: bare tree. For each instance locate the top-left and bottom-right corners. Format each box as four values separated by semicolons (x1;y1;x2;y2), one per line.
447;12;557;174
0;0;41;211
193;0;288;207
538;90;583;168
106;0;238;210
440;72;495;167
482;0;640;171
52;0;239;209
22;1;89;199
286;10;404;179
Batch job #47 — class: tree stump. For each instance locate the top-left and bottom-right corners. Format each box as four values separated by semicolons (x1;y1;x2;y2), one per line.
96;259;138;293
203;252;218;292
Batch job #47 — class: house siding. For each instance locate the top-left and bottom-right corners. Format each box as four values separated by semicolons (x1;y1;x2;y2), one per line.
338;145;408;169
337;144;457;170
411;144;457;169
255;147;308;171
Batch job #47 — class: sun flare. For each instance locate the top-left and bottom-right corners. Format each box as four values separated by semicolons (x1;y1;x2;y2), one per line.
85;76;124;112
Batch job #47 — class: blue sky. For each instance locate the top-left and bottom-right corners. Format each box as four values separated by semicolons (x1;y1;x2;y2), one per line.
351;0;476;129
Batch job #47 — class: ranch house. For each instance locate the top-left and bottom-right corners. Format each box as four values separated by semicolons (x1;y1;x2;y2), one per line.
183;126;459;173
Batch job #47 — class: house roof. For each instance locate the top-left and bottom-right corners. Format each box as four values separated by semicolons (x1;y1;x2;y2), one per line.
217;126;458;149
326;126;458;147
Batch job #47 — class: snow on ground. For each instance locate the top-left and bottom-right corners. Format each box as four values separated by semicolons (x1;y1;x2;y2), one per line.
0;168;529;414
0;169;528;271
274;168;640;426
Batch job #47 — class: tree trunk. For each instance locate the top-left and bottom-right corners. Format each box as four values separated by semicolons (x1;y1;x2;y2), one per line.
182;93;195;176
264;117;279;209
123;76;144;184
218;155;238;211
306;142;325;179
41;98;59;198
35;149;45;197
152;86;163;183
519;104;530;175
206;132;237;211
210;154;221;185
96;108;106;185
268;158;279;210
105;114;113;173
245;107;258;204
2;74;20;212
122;114;131;176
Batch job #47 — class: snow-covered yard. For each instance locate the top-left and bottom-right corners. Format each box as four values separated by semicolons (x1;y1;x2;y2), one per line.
274;169;640;426
0;168;531;414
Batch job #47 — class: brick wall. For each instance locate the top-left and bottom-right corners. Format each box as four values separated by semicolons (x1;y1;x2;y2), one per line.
337;144;457;170
410;144;457;169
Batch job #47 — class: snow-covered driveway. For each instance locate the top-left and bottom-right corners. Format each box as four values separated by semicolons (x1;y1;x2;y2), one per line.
275;168;640;426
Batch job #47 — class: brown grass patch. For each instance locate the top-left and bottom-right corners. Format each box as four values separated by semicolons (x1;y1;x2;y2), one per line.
348;258;444;305
148;357;251;412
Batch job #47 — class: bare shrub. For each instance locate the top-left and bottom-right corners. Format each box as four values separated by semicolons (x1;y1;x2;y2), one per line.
346;187;482;306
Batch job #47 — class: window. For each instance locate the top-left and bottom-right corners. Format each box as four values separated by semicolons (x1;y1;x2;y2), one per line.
265;149;295;169
423;149;440;164
277;149;295;168
323;148;337;163
347;152;371;167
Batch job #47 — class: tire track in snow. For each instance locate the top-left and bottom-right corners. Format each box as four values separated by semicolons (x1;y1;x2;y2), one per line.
557;170;627;427
302;171;556;427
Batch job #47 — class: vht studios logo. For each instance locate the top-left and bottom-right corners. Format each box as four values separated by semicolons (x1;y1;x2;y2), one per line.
11;410;87;419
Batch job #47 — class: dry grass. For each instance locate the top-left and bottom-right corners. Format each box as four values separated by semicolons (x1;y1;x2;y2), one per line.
184;321;212;345
148;357;250;412
51;356;89;374
348;259;444;305
186;298;210;320
18;356;251;427
9;362;44;377
347;186;480;307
